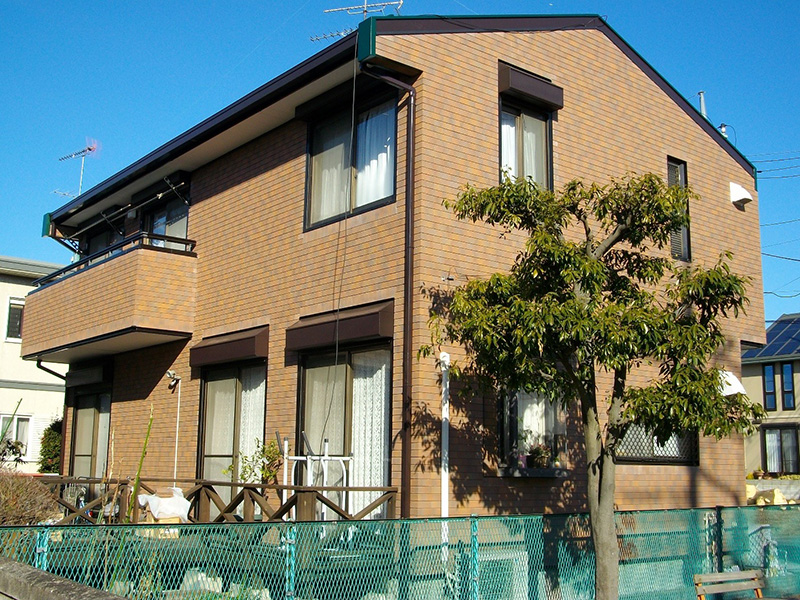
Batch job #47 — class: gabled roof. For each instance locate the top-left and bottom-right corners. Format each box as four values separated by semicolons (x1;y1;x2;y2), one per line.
46;14;755;231
742;313;800;364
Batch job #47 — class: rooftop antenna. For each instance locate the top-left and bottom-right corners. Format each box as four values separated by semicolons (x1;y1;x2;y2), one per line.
58;138;99;196
311;0;403;41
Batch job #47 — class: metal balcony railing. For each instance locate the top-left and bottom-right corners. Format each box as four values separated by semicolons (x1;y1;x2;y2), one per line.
34;232;197;288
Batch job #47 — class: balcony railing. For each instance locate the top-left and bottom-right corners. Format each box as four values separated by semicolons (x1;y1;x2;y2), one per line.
35;232;197;288
34;476;397;525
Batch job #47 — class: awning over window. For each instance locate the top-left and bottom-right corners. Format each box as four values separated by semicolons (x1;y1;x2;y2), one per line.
499;62;564;111
190;326;269;367
285;300;394;351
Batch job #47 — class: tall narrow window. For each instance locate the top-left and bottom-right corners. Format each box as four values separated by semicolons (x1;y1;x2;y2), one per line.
764;364;777;411
301;347;391;517
201;363;266;501
71;393;111;478
6;298;23;340
500;106;550;187
668;158;690;261
308;99;396;228
783;363;795;410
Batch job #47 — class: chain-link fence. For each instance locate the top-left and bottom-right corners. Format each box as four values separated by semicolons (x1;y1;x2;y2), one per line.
1;506;799;599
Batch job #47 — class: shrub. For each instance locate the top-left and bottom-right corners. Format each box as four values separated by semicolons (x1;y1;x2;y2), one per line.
0;468;60;525
38;419;62;474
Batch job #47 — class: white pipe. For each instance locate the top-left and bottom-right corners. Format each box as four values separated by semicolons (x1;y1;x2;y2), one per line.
440;352;451;563
172;379;181;487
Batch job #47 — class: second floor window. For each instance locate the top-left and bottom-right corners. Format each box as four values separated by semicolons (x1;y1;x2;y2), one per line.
783;363;795;410
6;299;23;340
764;364;777;411
500;106;550;188
307;99;396;228
668;157;690;261
146;197;188;249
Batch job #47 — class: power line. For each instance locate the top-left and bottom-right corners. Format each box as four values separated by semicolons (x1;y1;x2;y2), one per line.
763;237;800;248
765;291;800;298
750;149;800;157
760;173;800;180
762;217;800;227
752;156;800;164
758;164;800;173
763;252;800;262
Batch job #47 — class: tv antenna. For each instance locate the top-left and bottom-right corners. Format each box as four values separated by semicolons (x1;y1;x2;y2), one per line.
58;139;99;196
312;0;403;41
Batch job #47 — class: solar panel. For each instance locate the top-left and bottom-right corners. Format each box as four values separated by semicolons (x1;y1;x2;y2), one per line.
744;314;800;360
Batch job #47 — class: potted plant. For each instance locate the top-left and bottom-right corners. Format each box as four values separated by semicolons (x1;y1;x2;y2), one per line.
528;443;552;468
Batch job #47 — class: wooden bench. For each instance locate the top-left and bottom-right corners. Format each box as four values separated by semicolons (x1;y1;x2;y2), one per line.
694;569;785;599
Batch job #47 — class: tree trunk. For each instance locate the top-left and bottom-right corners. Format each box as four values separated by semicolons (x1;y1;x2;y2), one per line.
583;400;619;600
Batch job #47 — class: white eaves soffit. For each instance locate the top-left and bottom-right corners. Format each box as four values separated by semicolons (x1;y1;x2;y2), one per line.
60;61;357;228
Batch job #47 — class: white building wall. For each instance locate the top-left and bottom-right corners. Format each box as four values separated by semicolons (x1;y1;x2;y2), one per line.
0;259;66;474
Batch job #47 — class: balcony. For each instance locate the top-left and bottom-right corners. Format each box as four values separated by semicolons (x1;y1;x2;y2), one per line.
22;233;196;363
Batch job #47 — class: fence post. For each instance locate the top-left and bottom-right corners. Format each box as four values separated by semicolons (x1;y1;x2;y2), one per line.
34;528;49;571
470;515;479;600
398;520;410;600
285;523;296;599
715;505;724;572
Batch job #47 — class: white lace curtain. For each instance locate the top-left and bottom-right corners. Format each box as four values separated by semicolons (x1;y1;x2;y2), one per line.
355;101;395;208
350;349;391;516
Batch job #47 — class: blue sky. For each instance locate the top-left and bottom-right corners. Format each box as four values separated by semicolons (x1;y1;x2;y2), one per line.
1;1;798;324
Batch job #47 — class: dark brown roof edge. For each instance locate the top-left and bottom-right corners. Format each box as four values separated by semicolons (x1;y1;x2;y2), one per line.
50;34;358;223
371;15;755;178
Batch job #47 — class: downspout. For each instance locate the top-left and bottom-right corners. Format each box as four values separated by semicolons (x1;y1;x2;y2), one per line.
36;360;66;381
360;62;416;518
440;352;450;564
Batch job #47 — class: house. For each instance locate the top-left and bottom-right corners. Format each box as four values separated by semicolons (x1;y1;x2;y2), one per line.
742;314;800;476
0;256;65;473
21;15;764;517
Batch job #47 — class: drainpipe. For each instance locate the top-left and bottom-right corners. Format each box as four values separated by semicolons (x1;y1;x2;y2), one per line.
440;352;451;564
36;360;66;381
361;62;416;518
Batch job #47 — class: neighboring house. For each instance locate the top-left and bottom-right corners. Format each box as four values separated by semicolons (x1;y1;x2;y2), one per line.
22;15;763;517
0;256;65;473
742;314;800;475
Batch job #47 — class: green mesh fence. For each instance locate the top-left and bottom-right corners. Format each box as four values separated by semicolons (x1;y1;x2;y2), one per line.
2;507;800;599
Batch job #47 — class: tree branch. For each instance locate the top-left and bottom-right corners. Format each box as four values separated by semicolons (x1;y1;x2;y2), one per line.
593;218;630;260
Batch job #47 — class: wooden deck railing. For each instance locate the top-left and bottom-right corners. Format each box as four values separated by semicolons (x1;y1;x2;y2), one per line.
33;476;397;525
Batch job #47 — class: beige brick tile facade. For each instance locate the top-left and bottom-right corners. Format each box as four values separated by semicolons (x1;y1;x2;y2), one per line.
47;23;762;517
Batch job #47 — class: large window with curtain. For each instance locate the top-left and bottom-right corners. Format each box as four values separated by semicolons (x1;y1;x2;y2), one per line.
764;426;799;474
500;390;565;469
200;363;266;502
307;99;396;228
300;346;391;518
500;104;550;188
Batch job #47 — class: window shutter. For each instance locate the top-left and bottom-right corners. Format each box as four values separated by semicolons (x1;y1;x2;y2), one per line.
668;159;689;261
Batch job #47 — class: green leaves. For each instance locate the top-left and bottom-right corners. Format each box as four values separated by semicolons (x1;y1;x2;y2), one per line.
434;173;755;444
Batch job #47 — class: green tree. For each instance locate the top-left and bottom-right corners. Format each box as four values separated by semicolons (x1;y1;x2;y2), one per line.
38;418;62;474
426;174;764;600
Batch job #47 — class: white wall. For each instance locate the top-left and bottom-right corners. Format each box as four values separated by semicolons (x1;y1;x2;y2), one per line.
0;272;66;474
